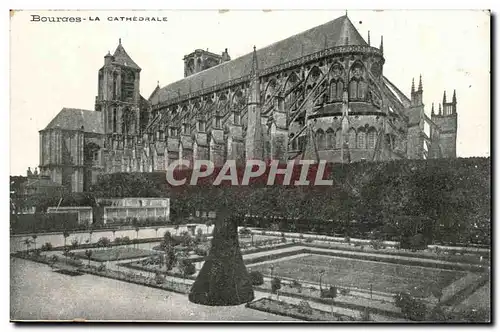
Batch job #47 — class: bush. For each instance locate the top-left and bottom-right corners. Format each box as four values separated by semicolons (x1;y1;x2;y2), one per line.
271;277;282;294
194;247;208;257
370;239;384;250
249;271;264;286
339;288;350;296
97;263;106;272
305;238;313;243
179;260;196;277
344;236;351;244
281;237;287;243
320;286;337;299
297;301;313;314
41;242;53;251
393;292;427;321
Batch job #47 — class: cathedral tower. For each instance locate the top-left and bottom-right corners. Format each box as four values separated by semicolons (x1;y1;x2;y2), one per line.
431;90;458;158
406;75;425;159
95;39;142;139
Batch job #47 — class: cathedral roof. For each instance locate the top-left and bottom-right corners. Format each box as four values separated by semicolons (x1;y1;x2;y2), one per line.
151;15;367;104
112;42;141;70
42;108;104;134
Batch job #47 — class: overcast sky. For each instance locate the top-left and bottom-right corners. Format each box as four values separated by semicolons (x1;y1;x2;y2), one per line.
10;9;490;175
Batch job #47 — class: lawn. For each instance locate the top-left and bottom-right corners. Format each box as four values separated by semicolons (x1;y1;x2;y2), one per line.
74;247;155;262
252;254;465;295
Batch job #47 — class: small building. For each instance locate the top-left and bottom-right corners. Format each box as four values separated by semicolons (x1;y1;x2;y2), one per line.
47;206;93;226
96;197;170;224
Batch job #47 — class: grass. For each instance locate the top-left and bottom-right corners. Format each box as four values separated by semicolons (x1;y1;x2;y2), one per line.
252;254;465;295
73;247;155;262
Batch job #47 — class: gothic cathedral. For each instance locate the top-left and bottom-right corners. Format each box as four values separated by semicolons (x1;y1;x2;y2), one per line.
38;14;458;192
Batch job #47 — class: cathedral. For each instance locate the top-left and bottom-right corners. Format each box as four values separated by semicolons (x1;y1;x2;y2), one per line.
38;14;458;192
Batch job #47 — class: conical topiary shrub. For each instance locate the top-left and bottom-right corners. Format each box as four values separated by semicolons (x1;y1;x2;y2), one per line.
188;214;254;306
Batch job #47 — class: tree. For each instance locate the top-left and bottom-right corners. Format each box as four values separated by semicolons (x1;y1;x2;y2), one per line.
135;226;140;248
154;227;159;239
41;242;53;251
271;277;282;300
85;249;93;266
63;231;70;248
32;234;38;251
165;244;176;271
179;260;196;280
23;238;32;252
71;239;79;250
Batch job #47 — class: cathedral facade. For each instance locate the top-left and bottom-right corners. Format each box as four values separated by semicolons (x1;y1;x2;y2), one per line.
38;14;458;192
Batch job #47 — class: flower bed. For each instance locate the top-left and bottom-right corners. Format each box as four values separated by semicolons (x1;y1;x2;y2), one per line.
11;251;191;294
245;298;355;321
72;247;155;262
119;261;198;281
253;285;404;320
302;242;490;265
82;267;191;294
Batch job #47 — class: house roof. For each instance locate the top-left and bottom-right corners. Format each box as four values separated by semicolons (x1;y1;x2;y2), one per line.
42;108;104;134
112;42;141;70
151;15;367;105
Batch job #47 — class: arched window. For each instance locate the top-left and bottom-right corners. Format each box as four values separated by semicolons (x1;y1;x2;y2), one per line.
329;79;345;101
335;130;342;148
215;114;221;128
349;80;358;99
329;80;337;101
326;128;335;149
357;130;366;149
112;109;117;133
112;73;118;100
367;129;377;149
233;111;241;125
316;129;325;150
358;80;367;100
348;128;356;148
349;62;365;100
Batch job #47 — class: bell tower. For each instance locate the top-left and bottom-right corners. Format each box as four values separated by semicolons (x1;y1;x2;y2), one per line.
95;39;142;138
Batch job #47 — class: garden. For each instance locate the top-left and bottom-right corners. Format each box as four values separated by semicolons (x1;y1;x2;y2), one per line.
251;253;465;297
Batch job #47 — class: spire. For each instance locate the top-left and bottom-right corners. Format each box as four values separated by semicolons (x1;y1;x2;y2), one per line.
119;38;122;45
345;10;348;17
431;103;435;115
443;90;447;105
438;103;442;115
418;75;423;92
157;80;160;87
250;45;258;79
452;89;457;104
368;31;371;46
411;78;415;95
379;35;384;54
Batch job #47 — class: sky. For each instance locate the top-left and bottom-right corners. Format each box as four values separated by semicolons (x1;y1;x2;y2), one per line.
9;9;490;175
